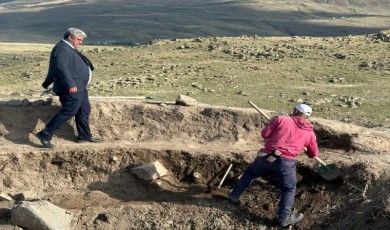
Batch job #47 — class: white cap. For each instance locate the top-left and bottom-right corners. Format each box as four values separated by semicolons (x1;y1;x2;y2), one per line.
295;104;312;116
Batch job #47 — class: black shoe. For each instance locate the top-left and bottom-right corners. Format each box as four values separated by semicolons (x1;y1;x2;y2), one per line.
77;137;101;143
228;189;241;204
279;213;304;227
36;132;54;148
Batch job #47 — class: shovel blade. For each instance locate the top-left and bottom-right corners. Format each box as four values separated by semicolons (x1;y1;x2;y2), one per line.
210;187;230;198
316;163;342;181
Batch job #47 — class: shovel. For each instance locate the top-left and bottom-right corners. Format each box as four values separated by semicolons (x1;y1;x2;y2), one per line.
313;156;342;181
248;100;342;182
208;164;233;197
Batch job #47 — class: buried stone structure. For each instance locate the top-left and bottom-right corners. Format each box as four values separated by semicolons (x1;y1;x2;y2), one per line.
0;99;389;229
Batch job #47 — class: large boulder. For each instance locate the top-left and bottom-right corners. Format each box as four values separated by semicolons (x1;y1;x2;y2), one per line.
11;200;74;230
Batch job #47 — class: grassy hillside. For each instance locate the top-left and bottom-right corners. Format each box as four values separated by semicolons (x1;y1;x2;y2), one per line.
0;0;389;44
1;30;389;129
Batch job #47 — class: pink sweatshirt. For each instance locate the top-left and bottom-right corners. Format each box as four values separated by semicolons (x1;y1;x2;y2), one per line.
260;115;318;159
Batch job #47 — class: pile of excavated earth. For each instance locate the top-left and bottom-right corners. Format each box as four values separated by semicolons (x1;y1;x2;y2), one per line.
0;96;390;229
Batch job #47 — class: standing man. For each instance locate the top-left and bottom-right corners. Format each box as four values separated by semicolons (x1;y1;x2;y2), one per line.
228;104;319;227
36;27;100;148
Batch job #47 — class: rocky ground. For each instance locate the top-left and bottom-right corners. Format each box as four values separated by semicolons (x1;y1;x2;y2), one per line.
2;30;390;129
0;98;390;229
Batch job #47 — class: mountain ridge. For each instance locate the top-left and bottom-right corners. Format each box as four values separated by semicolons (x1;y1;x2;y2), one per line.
0;0;389;44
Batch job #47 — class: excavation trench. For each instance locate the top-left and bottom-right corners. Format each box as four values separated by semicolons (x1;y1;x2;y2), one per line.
0;146;371;230
0;100;389;229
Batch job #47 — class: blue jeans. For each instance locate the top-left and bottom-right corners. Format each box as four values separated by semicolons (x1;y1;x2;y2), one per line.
230;155;297;221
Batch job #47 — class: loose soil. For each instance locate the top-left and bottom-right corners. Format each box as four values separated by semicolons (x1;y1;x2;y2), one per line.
0;98;390;230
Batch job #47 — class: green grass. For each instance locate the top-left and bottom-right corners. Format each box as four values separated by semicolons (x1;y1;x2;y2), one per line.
0;33;389;128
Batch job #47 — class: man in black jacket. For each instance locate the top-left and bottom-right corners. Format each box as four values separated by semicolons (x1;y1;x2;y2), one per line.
36;27;100;148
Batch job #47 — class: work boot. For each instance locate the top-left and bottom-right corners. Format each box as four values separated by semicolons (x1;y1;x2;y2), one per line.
228;190;240;204
279;213;304;227
36;132;53;148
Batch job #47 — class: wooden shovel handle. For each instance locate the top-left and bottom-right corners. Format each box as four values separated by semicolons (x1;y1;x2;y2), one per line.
218;164;233;188
248;101;271;120
314;157;328;166
303;147;327;166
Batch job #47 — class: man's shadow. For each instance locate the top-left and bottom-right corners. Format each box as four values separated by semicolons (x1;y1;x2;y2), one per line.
0;102;75;147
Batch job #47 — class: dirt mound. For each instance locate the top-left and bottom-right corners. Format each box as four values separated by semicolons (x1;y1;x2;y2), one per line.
0;99;390;229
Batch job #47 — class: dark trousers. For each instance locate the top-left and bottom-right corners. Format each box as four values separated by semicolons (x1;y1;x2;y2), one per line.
40;90;91;140
230;156;297;222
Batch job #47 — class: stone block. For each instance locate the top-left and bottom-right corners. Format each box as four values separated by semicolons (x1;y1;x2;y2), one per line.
11;200;73;230
131;161;168;181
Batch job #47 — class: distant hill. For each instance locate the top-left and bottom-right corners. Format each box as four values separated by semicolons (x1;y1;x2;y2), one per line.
0;0;389;44
313;0;390;8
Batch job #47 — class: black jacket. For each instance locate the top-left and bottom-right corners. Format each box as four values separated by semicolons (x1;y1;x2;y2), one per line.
42;40;92;94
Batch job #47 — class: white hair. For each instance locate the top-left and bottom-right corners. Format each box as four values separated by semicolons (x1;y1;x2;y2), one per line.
63;27;87;39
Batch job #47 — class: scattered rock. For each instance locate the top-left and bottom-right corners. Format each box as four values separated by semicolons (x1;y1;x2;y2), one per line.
334;53;348;59
236;91;249;96
193;171;204;184
329;77;345;83
374;30;390;42
131;161;169;181
0;192;13;201
175;95;197;106
338;95;362;107
13;190;45;201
